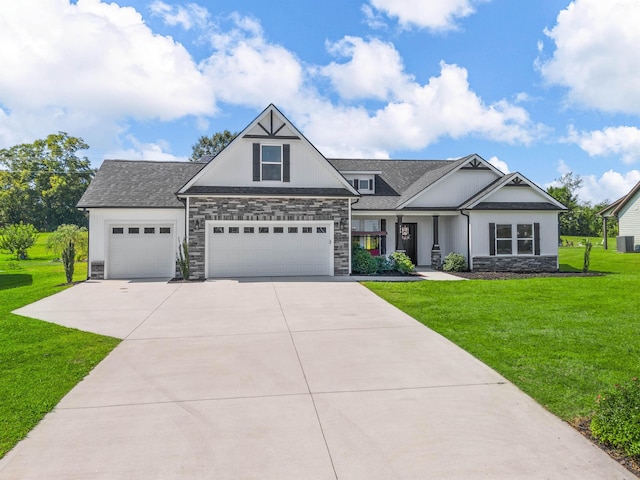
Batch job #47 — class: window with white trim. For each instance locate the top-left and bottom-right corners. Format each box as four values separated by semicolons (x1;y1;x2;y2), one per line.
493;223;535;255
261;145;282;181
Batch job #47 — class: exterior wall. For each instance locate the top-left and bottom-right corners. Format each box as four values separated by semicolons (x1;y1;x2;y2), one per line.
86;207;185;279
469;210;559;271
193;136;346;189
188;197;350;279
408;170;499;208
619;190;640;245
441;215;469;266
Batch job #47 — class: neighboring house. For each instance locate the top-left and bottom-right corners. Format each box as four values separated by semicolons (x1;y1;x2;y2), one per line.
78;104;565;279
599;181;640;252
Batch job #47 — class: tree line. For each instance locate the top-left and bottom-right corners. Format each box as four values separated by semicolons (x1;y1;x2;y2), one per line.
546;172;618;238
0;132;94;231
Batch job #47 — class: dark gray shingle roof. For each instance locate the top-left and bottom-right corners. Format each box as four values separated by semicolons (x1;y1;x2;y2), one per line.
327;158;466;210
77;160;206;208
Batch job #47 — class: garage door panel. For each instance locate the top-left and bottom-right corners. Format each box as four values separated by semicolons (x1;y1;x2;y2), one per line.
208;222;332;278
108;224;174;279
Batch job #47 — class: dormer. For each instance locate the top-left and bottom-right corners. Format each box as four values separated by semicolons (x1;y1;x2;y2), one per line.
341;171;381;195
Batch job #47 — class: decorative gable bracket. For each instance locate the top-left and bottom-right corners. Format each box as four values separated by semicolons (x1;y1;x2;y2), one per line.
243;110;300;140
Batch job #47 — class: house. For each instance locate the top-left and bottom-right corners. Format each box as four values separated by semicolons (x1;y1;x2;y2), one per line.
77;104;565;279
599;181;640;252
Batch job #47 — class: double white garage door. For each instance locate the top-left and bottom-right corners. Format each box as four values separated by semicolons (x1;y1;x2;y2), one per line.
107;221;333;279
207;221;333;278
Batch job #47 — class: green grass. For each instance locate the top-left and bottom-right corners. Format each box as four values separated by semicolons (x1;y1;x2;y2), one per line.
0;234;120;458
365;238;640;421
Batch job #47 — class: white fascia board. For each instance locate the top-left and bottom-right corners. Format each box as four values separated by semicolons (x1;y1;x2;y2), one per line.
351;210;460;217
177;194;355;200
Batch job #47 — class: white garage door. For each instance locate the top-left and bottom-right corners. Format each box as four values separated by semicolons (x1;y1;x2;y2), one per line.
207;221;333;277
108;224;175;279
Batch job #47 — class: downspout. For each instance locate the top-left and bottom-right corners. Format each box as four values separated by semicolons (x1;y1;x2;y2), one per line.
83;208;90;280
460;209;471;270
348;197;360;275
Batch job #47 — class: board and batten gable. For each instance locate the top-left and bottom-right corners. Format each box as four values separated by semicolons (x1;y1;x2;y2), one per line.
618;188;640;241
403;157;502;209
183;105;355;192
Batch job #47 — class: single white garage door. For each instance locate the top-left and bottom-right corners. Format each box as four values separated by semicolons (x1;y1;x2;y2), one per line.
108;224;175;279
207;221;333;277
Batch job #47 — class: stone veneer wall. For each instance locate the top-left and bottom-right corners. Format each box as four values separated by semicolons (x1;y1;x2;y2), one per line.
188;197;350;279
90;261;104;279
472;255;558;272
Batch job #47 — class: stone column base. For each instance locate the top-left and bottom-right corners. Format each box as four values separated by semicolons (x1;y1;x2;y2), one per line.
90;261;104;279
431;250;442;269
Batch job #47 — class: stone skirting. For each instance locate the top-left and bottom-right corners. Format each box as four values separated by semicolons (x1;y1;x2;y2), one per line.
472;255;558;272
90;261;105;279
188;197;350;279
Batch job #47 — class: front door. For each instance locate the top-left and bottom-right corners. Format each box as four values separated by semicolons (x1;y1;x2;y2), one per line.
397;222;417;265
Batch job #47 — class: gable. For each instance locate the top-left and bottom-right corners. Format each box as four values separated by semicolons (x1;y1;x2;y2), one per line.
462;173;566;211
402;155;502;209
180;105;357;196
619;188;640;218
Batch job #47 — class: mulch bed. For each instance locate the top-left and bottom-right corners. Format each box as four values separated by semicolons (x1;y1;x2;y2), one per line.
448;271;603;280
573;418;640;478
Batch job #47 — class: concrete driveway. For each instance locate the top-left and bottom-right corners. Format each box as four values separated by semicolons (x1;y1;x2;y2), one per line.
1;278;633;479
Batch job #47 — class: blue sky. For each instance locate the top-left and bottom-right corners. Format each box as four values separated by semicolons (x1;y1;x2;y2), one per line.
1;0;639;204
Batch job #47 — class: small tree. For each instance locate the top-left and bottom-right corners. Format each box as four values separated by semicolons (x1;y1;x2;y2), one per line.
190;130;237;161
583;240;593;273
0;222;38;259
176;238;189;279
61;240;75;283
47;224;88;260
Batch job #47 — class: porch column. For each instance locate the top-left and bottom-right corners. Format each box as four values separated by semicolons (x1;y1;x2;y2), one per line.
395;215;403;250
432;215;440;250
431;215;442;269
603;217;608;250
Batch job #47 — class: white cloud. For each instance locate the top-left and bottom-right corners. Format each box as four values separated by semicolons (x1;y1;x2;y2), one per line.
297;60;544;158
0;0;215;133
108;135;188;162
565;126;640;164
578;170;640;204
200;14;304;108
361;4;387;29
488;156;509;173
321;37;412;101
540;0;640;114
149;1;210;30
366;0;487;31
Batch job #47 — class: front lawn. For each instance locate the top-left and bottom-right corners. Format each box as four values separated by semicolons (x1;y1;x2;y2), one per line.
365;240;640;422
0;234;120;458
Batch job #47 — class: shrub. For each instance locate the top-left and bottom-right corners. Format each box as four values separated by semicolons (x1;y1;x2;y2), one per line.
374;255;393;273
47;224;88;261
389;251;415;274
61;240;75;284
442;252;467;272
591;377;640;457
0;223;38;259
352;246;378;274
176;238;190;279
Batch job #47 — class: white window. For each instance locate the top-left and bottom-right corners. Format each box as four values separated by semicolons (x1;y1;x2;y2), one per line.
494;223;535;255
261;145;282;181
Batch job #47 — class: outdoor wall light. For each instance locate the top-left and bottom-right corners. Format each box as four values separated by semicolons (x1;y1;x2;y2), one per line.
194;219;200;229
339;217;349;228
